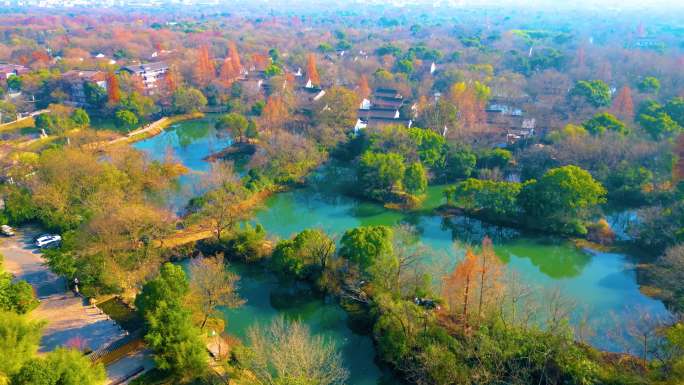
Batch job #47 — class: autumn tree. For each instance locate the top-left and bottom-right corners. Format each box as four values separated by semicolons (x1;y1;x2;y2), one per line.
261;96;289;131
306;53;320;86
449;81;489;133
228;41;242;74
252;53;269;71
199;162;249;242
475;237;503;319
442;248;479;331
162;65;181;97
188;253;244;330
195;45;216;87
315;86;359;134
611;86;634;121
106;71;120;105
357;75;371;100
219;57;236;86
442;237;504;331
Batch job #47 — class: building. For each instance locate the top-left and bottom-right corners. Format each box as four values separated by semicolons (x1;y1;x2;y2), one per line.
507;118;536;144
120;61;169;92
61;70;107;107
354;88;413;131
0;63;28;80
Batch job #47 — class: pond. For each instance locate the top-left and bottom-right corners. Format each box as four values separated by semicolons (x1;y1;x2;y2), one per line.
136;116;670;385
133;114;230;213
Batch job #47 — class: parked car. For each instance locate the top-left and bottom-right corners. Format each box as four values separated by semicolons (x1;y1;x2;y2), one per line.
1;225;14;236
35;234;61;248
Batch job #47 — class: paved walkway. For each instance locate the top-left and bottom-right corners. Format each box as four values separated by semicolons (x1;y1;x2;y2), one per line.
0;227;125;352
105;349;155;385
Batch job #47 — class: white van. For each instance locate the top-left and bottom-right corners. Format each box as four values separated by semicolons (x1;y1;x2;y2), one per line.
35;234;61;248
1;225;14;236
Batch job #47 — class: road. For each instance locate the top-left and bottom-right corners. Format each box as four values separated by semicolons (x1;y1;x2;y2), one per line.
1;226;64;297
0;227;126;352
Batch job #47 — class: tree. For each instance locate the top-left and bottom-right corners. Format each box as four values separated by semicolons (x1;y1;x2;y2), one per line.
408;127;448;168
637;100;682;139
188;254;244;330
357;75;371;100
442;249;479;330
219;57;236;86
71;108;89;128
13;348;107;385
120;92;156;120
395;59;414;74
238;318;348;385
106;72;120;105
449;82;488;131
7;75;21;91
357;151;406;200
114;109;138;131
665;97;684;127
0;274;38;314
83;82;106;109
35;104;77;135
520;165;607;233
263;64;283;78
261;96;289;131
444;144;477;181
0;311;43;378
403;162;427;195
417;98;459;136
637;76;660;94
195;45;215;87
162;65;181;96
611;86;634;120
306;53;320;86
478;148;512;169
582;112;628;135
340;225;393;271
569;80;611;108
199;163;248;242
0;100;17;123
135;263;207;379
445;178;522;218
272;229;336;278
228;41;242;74
172;87;207;114
316;86;359;130
216;112;248;143
442;237;504;330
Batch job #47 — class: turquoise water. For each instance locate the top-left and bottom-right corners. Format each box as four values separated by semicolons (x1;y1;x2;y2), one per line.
132;115;229;212
138;117;669;384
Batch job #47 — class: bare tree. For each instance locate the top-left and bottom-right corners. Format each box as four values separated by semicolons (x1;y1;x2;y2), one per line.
241;317;348;385
199;162;248;242
188;253;245;330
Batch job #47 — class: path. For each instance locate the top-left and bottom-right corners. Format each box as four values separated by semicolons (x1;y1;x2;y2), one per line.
0;227;125;352
0;109;48;132
107;117;170;145
105;349;155;385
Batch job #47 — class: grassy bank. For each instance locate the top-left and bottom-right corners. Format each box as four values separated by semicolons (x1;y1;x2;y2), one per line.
0;116;35;133
125;112;205;144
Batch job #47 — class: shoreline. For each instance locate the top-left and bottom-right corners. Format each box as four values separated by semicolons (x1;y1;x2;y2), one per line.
86;112;205;150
